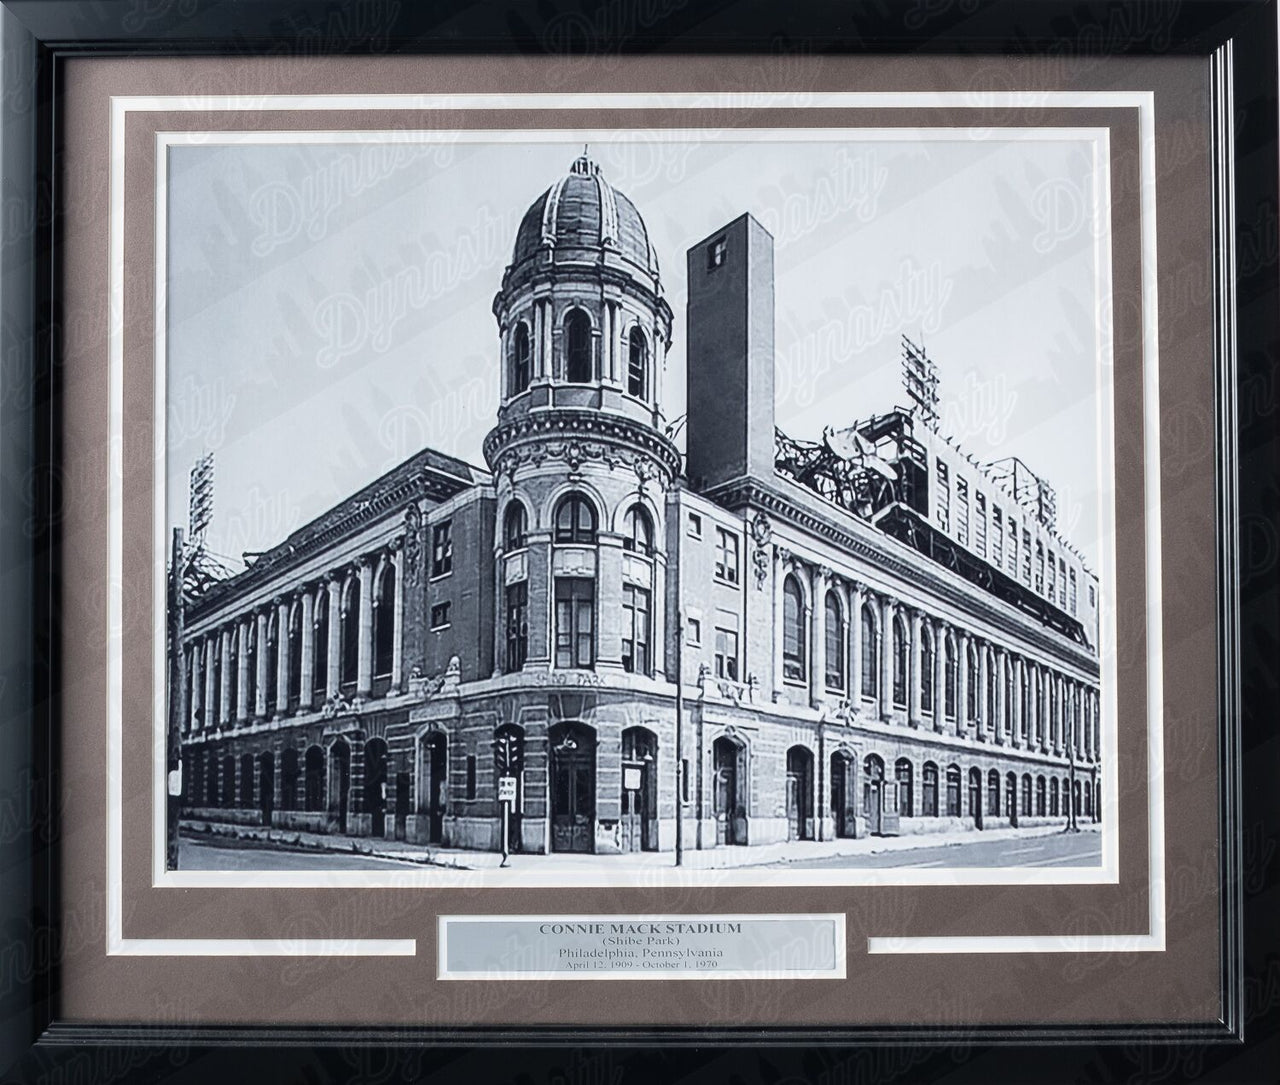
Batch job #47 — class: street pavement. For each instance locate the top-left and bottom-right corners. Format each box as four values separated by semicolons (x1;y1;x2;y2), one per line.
180;838;427;871
178;821;1102;872
760;826;1101;868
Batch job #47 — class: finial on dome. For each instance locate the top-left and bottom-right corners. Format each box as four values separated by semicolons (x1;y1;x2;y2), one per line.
570;147;600;177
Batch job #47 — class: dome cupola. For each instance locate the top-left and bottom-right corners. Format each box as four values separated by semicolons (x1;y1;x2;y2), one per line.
506;151;661;289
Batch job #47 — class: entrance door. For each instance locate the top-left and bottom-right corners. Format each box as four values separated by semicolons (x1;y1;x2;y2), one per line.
424;733;447;844
968;767;983;830
786;746;813;841
620;727;657;853
864;756;884;835
330;739;350;833
364;738;387;838
550;724;595;853
258;752;274;826
831;754;857;837
713;736;746;845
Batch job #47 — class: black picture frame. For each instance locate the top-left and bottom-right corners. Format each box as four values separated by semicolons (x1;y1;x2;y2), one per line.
0;1;1275;1081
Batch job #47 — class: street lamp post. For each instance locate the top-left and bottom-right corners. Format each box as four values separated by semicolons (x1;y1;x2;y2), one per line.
166;527;187;870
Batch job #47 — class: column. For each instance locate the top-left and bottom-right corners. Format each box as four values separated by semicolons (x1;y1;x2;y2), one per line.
975;641;988;740
357;559;373;695
218;627;232;726
849;583;864;708
299;588;315;710
1093;690;1101;762
203;637;215;730
326;575;342;698
391;548;404;689
533;298;544;379
275;597;290;715
1010;657;1022;749
809;566;828;708
956;631;969;738
993;649;1006;746
541;299;553;379
190;637;203;730
1036;665;1048;751
879;596;893;721
908;609;922;726
235;619;250;722
932;619;946;732
1074;683;1083;760
255;610;269;717
1051;673;1062;753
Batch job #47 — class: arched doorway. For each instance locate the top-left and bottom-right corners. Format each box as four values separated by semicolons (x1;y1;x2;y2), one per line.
419;732;448;845
258;752;274;826
328;738;350;833
968;766;983;830
1005;771;1018;826
712;735;748;845
863;754;899;836
364;738;388;837
830;752;857;838
786;746;814;841
620;727;657;852
550;722;596;853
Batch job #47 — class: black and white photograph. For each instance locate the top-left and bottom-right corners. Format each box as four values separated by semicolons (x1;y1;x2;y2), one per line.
161;129;1116;884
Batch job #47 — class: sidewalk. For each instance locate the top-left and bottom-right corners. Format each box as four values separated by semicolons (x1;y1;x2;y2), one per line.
180;817;1100;872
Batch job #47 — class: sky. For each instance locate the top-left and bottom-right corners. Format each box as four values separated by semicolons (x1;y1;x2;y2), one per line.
164;132;1108;571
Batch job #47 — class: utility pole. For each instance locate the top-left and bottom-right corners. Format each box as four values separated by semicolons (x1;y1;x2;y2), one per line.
166;527;186;870
1064;686;1079;834
673;570;684;868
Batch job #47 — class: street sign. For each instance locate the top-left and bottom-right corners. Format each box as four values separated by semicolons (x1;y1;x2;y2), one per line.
498;775;517;804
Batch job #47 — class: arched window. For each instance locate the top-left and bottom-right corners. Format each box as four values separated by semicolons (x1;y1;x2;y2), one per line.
554;493;597;544
944;635;957;718
341;576;359;687
782;575;805;682
627;327;647;399
1005;772;1017;818
227;629;239;721
280;748;299;812
312;589;329;698
895;758;913;817
373;562;395;680
966;644;979;720
1036;775;1047;816
921;626;935;713
244;622;257;714
565;309;592;383
824;592;845;691
986;768;1000;816
503;502;528;551
265;612;279;708
922;762;939;817
288;603;302;705
304;746;325;811
945;764;962;816
240;753;255;807
621;505;654;555
511;322;531;394
1050;777;1060;816
892;615;907;707
860;604;877;699
1022;773;1033;817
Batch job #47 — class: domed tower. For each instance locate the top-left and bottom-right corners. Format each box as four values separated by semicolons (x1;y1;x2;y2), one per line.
484;152;679;678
